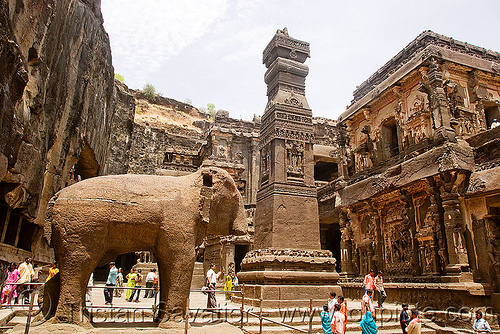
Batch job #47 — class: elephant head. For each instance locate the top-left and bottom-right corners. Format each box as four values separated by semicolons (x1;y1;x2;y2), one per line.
197;167;247;243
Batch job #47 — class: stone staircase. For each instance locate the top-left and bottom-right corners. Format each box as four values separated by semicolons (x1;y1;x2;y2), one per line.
188;304;438;334
191;262;205;290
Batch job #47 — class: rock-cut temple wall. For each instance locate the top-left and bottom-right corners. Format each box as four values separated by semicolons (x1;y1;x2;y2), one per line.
0;0;134;266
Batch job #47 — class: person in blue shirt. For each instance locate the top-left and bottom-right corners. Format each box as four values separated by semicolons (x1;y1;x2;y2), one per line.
473;310;491;333
321;304;333;334
104;262;118;305
399;303;410;334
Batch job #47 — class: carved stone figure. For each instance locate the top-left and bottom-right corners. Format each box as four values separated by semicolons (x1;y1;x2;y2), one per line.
46;167;247;324
285;140;305;178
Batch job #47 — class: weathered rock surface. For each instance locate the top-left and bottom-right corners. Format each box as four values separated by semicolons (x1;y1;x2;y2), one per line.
103;80;135;175
0;0;135;264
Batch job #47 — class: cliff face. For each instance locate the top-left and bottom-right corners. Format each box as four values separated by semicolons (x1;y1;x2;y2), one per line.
103;81;136;175
0;0;132;263
127;94;209;175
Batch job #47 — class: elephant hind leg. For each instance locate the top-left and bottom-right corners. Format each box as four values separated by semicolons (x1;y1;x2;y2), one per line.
154;254;171;323
156;245;196;325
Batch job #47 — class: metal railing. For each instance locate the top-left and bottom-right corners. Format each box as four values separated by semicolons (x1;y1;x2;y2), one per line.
187;284;314;334
2;282;319;334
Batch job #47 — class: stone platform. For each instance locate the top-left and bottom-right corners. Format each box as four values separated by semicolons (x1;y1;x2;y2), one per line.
238;248;341;308
232;284;342;308
339;280;493;310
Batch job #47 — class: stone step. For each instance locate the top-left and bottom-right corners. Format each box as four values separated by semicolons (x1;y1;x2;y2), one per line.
237;323;436;333
191;261;206;290
189;308;403;323
223;319;402;329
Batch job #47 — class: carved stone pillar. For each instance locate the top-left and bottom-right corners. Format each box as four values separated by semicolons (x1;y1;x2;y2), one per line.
353;247;360;276
339;210;355;276
430;241;440;274
419;56;457;145
337;123;349;178
400;190;420;275
436;172;471;280
367;244;375;273
441;193;469;270
372;207;384;272
238;29;340;308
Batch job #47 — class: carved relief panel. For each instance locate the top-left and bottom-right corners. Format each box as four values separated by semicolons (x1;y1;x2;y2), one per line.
260;144;270;186
382;204;414;275
414;194;442;275
285;140;305;180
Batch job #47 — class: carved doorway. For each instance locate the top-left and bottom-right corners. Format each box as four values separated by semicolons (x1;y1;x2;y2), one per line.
325;223;342;272
234;244;249;273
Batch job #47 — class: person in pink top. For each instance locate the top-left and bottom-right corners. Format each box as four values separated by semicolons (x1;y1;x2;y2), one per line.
1;263;20;306
363;269;376;293
331;303;346;334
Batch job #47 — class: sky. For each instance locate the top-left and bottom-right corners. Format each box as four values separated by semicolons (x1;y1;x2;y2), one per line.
101;0;500;121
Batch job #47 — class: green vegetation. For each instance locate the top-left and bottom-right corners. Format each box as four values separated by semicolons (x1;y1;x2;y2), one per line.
142;84;157;103
199;103;217;119
184;98;193;105
207;103;216;119
114;73;125;83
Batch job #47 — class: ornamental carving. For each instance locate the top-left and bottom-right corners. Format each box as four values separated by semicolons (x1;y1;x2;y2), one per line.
276;112;311;124
260;145;270;185
217;144;228;160
410;94;428;115
284;92;303;107
242;248;336;266
286;140;305;179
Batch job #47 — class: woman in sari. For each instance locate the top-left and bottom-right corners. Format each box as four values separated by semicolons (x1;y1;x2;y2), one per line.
223;273;233;300
114;268;124;297
360;310;378;334
125;269;137;301
45;262;59;282
1;263;19;306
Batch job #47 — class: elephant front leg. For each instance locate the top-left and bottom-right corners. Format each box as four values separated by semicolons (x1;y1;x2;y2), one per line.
54;248;101;324
156;245;196;327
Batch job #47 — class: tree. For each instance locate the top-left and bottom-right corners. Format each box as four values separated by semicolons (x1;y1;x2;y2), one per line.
184;98;193;105
207;103;216;119
114;73;125;83
142;84;157;103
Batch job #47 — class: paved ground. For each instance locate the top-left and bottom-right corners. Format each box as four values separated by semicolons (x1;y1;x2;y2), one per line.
85;283;241;312
0;284;244;333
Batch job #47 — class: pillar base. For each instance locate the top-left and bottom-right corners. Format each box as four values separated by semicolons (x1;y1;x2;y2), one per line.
233;284;342;308
237;248;341;308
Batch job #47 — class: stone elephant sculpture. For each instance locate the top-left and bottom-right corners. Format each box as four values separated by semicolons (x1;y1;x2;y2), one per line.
46;167;247;324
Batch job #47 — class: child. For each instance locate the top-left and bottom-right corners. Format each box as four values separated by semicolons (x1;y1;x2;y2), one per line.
321;304;333;334
400;303;410;334
328;291;337;320
332;303;346;334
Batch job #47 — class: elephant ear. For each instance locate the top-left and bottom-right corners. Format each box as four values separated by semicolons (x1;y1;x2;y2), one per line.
199;171;214;225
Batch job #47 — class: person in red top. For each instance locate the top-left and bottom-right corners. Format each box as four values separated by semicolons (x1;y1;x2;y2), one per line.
331;303;346;334
363;269;376;294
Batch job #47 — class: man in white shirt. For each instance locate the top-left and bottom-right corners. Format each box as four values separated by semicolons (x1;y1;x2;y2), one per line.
473;310;491;333
144;269;156;298
206;264;223;308
18;257;35;304
375;271;386;307
327;291;337;321
491;119;500;129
